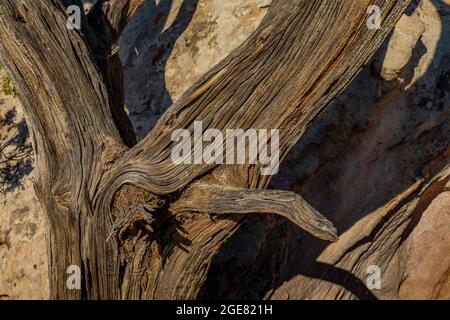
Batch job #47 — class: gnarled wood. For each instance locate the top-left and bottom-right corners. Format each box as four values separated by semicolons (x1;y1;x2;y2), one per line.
171;182;338;241
0;0;411;299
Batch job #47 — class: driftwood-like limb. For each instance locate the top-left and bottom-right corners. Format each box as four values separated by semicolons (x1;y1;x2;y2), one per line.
0;0;412;299
84;0;144;147
171;183;338;242
0;0;129;299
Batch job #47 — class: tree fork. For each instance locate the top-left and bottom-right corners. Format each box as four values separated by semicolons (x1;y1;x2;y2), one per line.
0;0;411;299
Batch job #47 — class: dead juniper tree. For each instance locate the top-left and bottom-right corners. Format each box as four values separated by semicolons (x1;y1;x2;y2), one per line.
0;0;411;299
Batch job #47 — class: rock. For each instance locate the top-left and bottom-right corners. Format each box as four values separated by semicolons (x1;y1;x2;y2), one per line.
398;189;450;299
381;12;425;81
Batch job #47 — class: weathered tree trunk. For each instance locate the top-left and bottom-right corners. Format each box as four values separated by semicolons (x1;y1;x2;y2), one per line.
0;0;411;299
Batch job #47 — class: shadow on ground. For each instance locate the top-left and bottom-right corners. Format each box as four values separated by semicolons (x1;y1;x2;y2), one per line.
0;106;33;194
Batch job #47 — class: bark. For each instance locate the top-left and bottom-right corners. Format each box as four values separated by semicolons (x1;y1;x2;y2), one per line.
0;0;411;299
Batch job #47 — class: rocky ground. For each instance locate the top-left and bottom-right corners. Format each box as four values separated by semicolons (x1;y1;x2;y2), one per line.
0;0;449;299
0;76;48;299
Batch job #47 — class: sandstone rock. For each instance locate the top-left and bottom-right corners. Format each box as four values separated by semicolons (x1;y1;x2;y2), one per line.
381;12;425;81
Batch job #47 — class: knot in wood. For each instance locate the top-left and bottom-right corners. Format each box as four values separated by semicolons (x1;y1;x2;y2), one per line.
108;184;165;242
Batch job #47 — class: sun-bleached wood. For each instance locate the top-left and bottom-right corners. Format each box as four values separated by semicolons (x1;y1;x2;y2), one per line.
0;0;411;299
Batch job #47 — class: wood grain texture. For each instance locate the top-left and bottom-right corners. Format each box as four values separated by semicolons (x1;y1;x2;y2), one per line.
171;182;338;241
0;0;411;299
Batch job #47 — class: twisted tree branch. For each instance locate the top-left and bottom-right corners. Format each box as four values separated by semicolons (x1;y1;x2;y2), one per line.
171;182;338;241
